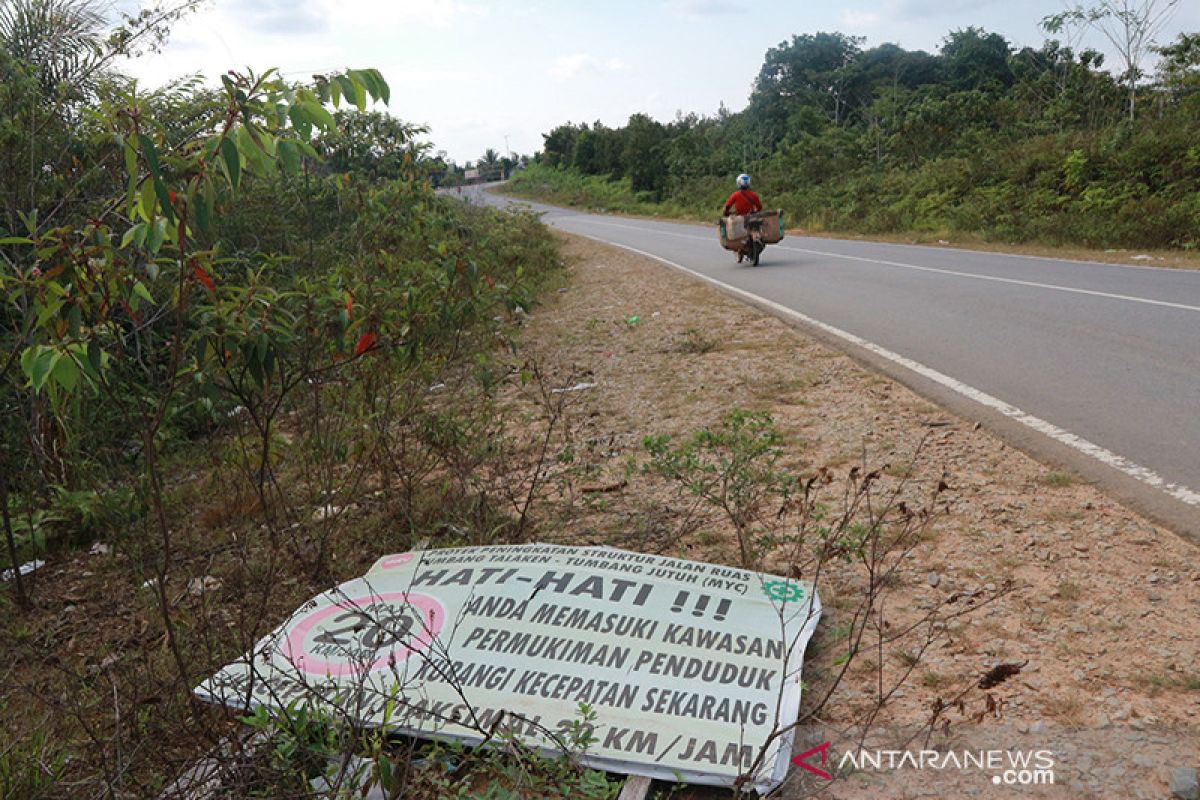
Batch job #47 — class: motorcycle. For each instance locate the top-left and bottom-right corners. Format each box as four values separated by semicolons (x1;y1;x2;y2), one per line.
719;210;783;266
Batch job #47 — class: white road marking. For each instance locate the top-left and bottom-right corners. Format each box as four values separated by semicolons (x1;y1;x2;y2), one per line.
815;236;1192;274
578;234;1200;507
560;217;1200;314
777;246;1200;314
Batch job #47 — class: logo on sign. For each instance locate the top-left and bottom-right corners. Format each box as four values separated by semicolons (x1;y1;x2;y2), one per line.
791;741;833;780
762;579;805;603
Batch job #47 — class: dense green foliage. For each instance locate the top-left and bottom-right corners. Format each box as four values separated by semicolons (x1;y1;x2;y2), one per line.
1;3;568;795
0;4;557;584
512;24;1200;249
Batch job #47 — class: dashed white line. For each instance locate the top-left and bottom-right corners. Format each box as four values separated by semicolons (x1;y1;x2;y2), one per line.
579;234;1200;508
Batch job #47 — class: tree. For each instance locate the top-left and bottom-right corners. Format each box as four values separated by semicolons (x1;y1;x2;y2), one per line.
0;0;202;98
1044;0;1182;119
752;32;865;128
940;27;1014;91
541;122;583;168
845;43;940;101
622;113;667;195
0;0;205;235
478;147;502;180
843;43;940;138
1155;31;1200;98
566;122;620;176
0;0;106;95
317;111;429;180
570;126;600;173
1010;40;1120;129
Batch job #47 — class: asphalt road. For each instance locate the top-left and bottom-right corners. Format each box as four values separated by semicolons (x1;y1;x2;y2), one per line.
468;185;1200;537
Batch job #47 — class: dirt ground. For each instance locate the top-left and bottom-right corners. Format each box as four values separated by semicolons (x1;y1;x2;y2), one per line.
507;233;1200;800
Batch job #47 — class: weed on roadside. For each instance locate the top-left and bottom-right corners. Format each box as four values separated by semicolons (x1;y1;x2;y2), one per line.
672;328;719;355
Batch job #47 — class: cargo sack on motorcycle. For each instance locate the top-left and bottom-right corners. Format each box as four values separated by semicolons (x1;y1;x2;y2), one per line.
755;210;785;244
719;214;748;251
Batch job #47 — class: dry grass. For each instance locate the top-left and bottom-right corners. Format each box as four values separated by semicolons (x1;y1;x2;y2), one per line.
1041;692;1090;728
1038;470;1077;488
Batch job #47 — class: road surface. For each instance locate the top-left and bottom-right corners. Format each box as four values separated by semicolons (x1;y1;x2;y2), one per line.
470;185;1200;538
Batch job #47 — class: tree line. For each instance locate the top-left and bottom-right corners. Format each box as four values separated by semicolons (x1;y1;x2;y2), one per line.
520;14;1200;248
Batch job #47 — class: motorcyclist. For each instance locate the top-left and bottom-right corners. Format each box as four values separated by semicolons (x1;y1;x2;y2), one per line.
723;173;762;216
724;174;763;262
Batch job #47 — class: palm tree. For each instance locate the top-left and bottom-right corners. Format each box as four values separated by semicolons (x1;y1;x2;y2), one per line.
1;0;204;97
478;148;502;180
0;0;107;94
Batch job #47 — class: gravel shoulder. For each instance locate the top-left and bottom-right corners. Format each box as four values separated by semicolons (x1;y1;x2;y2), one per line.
513;232;1199;800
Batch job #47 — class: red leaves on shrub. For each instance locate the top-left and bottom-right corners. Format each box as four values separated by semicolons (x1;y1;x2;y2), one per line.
193;264;215;291
354;332;377;356
345;293;353;320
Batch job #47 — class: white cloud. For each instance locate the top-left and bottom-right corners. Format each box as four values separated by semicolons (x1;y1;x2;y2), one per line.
841;9;883;28
223;0;328;36
550;53;629;81
667;0;748;17
320;0;488;30
894;0;1001;18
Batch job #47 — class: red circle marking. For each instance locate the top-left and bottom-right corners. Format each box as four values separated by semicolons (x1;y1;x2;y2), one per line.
282;591;444;677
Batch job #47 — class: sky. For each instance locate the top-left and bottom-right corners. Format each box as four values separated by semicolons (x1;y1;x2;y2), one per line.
118;0;1200;164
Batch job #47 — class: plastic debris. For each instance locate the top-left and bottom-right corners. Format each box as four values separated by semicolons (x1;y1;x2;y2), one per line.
1;559;43;582
312;505;341;521
188;575;222;596
552;381;597;394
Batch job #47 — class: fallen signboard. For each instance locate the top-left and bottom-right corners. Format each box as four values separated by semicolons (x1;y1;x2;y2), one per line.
195;543;821;792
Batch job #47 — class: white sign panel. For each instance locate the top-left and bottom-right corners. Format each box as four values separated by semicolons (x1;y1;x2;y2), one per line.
195;544;821;792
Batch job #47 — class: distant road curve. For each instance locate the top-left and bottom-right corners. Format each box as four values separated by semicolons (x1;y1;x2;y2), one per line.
470;184;1200;541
